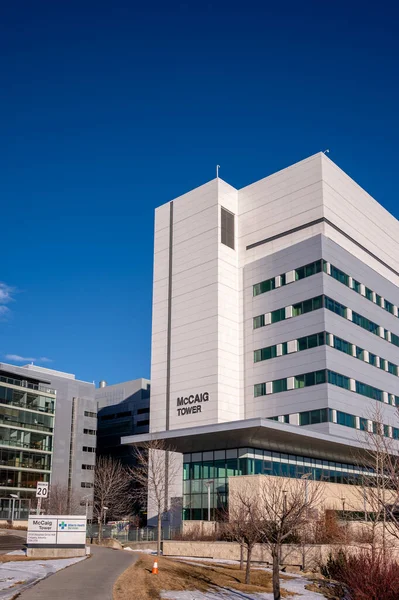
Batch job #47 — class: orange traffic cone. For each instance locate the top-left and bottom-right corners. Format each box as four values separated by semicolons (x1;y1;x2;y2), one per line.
152;561;158;575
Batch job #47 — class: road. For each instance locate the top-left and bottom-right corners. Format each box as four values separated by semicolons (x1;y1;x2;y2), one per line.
18;545;138;600
0;529;26;554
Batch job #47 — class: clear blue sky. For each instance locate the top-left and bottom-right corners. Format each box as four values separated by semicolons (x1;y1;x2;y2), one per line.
1;1;398;384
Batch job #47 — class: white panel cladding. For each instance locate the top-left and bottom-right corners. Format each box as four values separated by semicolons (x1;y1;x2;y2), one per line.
321;155;399;287
150;152;399;439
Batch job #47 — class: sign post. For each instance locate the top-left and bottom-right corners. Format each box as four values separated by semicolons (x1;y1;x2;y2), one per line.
36;482;49;515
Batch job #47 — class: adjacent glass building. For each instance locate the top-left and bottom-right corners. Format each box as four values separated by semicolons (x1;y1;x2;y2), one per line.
0;368;56;500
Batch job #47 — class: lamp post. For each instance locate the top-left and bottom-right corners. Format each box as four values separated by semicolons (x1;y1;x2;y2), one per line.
10;494;19;522
204;480;214;522
103;506;109;525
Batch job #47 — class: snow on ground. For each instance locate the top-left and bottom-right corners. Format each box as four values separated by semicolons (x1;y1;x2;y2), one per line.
124;547;158;554
0;556;86;600
160;557;325;599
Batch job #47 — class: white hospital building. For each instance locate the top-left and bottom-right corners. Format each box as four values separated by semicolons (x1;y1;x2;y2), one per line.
124;153;399;523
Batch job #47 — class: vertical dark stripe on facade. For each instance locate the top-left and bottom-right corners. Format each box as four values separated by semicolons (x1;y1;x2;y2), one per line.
166;201;174;431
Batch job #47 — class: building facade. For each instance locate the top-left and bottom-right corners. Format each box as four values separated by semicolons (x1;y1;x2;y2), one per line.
0;365;56;518
123;153;399;521
0;363;96;516
96;378;150;463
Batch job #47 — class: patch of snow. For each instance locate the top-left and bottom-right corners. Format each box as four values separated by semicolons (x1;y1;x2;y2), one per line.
124;547;158;554
0;556;86;600
5;550;25;556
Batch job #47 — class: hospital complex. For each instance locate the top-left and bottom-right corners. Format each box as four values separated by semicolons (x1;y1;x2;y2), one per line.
2;152;399;524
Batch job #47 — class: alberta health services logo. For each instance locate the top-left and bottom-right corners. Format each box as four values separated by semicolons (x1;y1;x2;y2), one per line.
58;520;86;531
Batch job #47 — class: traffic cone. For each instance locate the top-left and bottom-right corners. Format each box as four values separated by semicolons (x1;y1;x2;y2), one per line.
152;561;158;575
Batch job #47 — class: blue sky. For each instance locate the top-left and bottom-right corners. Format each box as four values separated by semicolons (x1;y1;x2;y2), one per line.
1;1;398;384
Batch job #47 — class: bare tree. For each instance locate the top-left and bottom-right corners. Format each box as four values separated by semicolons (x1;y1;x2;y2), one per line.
45;483;80;515
258;476;323;600
93;455;133;542
132;439;180;556
225;484;262;584
355;404;399;554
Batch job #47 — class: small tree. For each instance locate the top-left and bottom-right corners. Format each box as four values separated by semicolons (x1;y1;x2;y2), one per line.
132;439;180;556
355;405;399;557
93;456;133;542
258;476;323;600
225;484;262;584
45;483;79;515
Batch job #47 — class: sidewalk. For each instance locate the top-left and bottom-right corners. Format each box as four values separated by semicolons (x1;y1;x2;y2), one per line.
18;546;137;600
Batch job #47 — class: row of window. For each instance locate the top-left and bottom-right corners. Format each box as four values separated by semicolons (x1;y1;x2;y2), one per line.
82;446;96;452
84;411;96;418
254;331;399;377
83;428;96;436
252;258;398;320
82;464;95;470
254;369;399;407
81;482;93;488
270;407;399;439
253;294;399;351
99;411;132;421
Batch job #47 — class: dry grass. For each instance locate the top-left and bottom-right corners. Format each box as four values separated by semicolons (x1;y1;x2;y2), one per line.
114;554;294;600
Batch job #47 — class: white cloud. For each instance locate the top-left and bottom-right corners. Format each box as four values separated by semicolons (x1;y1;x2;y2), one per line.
5;354;53;364
0;283;14;319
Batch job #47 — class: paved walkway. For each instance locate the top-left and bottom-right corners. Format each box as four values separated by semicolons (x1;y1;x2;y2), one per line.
18;546;138;600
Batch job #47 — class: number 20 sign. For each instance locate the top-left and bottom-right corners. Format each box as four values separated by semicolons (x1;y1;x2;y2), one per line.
36;482;49;498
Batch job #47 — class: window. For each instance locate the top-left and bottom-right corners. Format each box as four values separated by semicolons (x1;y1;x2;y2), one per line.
325;296;346;317
83;446;96;452
271;308;285;323
272;378;287;393
336;411;356;428
81;482;94;488
82;464;95;470
253;315;265;329
254;383;266;397
333;336;352;355
388;362;397;376
297;332;325;352
352;312;379;335
369;353;377;367
391;333;399;347
299;409;328;426
84;411;96;418
352;279;361;293
221;207;235;249
355;381;383;402
253;277;275;296
330;265;349;286
328;371;350;390
83;428;96;435
293;295;323;317
385;300;394;314
137;419;149;427
295;370;326;388
137;407;149;415
295;260;322;281
365;287;373;301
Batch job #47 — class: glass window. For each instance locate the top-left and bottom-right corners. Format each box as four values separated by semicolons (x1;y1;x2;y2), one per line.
272;378;287;393
221;207;235;249
352;279;361;293
388;362;397;376
253;315;265;329
330;265;349;286
254;383;266;397
365;287;373;301
271;308;285;323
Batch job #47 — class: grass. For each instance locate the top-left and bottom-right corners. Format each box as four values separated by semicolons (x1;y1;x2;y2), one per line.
114;554;294;600
0;554;90;563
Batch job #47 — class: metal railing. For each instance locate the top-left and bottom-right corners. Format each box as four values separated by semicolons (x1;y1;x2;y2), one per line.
86;524;182;543
0;375;55;395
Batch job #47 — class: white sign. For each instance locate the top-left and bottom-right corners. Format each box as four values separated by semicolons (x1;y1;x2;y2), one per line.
36;482;49;498
27;515;87;547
